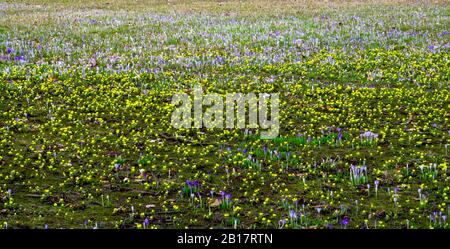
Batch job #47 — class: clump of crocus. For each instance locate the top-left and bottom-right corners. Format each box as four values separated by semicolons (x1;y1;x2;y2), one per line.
182;180;201;197
350;165;368;186
219;191;232;210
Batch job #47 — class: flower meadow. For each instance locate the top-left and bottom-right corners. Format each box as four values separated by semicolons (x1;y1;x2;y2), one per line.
0;0;449;229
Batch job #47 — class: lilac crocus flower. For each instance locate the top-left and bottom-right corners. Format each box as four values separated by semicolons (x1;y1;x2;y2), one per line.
289;210;298;219
360;131;378;139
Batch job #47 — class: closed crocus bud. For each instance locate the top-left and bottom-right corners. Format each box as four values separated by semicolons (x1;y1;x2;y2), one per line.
139;169;146;179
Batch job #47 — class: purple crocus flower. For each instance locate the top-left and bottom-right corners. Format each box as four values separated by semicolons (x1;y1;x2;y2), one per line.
14;56;25;61
340;216;349;226
289;210;298;219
